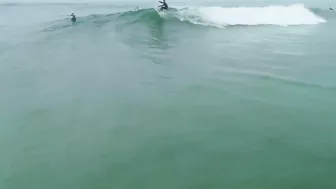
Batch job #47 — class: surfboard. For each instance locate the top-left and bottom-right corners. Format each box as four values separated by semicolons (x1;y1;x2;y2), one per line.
155;6;167;15
155;6;162;13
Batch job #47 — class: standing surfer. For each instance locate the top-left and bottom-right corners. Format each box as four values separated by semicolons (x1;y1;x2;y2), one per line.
158;0;168;11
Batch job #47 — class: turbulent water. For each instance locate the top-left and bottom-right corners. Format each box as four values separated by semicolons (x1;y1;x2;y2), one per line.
1;2;336;189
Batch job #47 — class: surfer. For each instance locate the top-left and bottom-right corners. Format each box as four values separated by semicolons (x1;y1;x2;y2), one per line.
158;0;168;11
70;13;76;22
330;7;334;11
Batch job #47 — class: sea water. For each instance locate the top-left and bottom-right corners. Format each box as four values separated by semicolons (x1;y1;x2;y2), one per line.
1;1;336;188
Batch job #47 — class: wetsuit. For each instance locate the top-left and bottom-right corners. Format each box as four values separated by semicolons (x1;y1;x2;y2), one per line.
159;0;168;11
71;14;76;22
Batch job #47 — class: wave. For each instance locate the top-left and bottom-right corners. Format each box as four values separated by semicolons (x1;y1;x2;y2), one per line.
44;3;328;32
117;4;327;28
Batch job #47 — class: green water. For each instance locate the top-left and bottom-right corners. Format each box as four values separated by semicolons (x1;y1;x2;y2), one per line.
1;2;336;189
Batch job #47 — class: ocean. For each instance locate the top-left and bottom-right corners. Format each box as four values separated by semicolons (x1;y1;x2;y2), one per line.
1;1;336;189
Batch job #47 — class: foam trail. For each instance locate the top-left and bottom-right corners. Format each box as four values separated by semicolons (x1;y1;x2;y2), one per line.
174;4;326;27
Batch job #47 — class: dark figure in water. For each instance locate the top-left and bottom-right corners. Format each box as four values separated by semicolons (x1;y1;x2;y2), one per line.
159;0;168;11
70;13;76;22
330;7;334;11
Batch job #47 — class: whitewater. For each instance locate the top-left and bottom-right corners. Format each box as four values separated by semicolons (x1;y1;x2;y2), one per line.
170;4;326;27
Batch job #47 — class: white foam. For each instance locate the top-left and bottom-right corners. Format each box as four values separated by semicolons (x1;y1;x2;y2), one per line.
172;4;326;27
